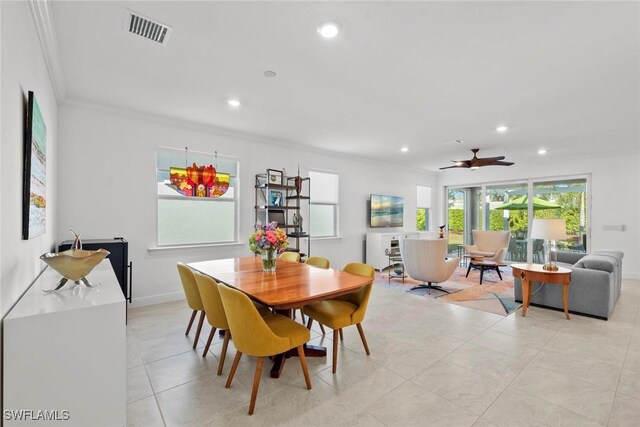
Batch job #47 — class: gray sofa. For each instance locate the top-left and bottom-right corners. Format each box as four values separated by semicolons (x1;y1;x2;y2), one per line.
514;250;624;320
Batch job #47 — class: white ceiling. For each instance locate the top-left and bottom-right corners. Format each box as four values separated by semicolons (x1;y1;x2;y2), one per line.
51;1;640;171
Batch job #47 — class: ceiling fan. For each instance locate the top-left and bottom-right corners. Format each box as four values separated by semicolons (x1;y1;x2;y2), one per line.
440;148;514;170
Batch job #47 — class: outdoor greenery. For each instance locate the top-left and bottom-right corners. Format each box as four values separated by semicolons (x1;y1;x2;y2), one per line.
447;187;586;251
416;208;429;231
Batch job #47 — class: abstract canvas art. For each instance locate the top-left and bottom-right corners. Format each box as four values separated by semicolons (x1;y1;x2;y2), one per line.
22;91;47;239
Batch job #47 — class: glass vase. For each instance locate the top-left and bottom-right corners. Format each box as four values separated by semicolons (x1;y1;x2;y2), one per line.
261;249;277;272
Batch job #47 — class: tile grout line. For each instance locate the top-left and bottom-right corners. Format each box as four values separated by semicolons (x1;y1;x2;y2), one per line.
606;303;640;426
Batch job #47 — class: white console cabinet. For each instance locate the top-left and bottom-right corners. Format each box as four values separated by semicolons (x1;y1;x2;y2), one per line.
3;261;126;427
366;231;419;270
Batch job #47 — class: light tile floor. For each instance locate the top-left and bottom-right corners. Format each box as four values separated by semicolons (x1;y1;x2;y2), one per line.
126;278;640;426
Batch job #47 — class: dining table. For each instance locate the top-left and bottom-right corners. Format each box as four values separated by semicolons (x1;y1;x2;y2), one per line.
188;257;373;378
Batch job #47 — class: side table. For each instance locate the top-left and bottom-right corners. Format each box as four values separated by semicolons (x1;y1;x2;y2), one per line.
511;263;572;319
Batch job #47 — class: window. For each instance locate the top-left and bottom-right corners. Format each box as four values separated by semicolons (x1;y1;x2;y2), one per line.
417;185;431;231
156;147;238;246
309;170;339;237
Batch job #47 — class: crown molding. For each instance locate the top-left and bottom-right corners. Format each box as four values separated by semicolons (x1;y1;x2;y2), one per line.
28;0;66;102
62;97;436;177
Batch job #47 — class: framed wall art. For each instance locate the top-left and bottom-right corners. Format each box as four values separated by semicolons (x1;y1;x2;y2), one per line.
22;91;47;239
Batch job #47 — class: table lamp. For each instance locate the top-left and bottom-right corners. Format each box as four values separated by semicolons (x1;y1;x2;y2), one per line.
530;218;567;271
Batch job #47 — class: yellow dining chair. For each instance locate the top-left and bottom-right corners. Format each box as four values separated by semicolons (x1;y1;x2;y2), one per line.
177;263;206;349
294;257;332;330
302;262;375;374
218;283;312;415
279;251;301;262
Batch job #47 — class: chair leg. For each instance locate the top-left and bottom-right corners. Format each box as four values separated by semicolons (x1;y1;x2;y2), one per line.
248;357;265;415
193;311;205;349
319;324;326;335
225;351;242;388
202;327;216;357
217;331;231;376
296;346;312;390
299;310;306;323
185;309;197;335
356;323;371;356
306;317;313;329
332;329;339;374
339;328;344;341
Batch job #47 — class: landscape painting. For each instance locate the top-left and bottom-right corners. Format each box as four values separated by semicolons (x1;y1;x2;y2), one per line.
22;91;47;239
370;194;404;227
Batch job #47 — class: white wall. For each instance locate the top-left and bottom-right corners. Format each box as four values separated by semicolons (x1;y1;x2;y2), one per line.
0;1;58;318
57;102;436;306
437;149;640;278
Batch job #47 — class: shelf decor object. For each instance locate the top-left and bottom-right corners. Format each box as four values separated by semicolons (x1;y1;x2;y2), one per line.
40;231;110;292
249;221;289;272
294;165;303;196
530;218;567;271
167;147;230;198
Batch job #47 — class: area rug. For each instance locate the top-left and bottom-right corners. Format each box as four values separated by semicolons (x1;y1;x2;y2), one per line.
377;266;521;316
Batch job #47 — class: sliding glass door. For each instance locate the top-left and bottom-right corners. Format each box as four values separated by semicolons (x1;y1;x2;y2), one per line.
445;175;589;263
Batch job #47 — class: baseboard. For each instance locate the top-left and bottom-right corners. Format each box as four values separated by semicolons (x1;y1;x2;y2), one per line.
623;272;640;280
129;291;185;308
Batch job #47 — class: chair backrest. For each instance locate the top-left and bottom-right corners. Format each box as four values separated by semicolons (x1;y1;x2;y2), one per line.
177;262;204;311
279;252;301;263
305;256;330;269
471;230;510;253
402;238;453;284
336;263;375;323
193;272;228;330
217;283;289;356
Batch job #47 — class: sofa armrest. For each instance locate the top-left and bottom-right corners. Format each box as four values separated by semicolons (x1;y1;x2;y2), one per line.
554;251;585;265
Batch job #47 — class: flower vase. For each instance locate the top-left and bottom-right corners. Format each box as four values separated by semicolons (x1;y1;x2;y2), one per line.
261;249;277;272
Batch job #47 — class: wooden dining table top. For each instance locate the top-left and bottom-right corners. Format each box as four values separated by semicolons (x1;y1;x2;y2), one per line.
187;257;373;309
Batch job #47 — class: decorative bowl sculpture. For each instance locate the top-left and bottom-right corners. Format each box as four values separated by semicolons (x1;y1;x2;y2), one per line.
40;249;110;292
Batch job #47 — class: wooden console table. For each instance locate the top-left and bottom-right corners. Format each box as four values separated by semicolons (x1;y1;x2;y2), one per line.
511;263;572;319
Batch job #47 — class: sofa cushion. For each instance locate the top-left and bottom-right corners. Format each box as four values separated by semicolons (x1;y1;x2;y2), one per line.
575;255;615;273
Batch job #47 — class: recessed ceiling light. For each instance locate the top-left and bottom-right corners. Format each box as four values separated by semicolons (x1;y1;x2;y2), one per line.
227;98;241;108
538;149;547;155
318;22;339;39
401;147;409;153
263;70;277;78
496;125;509;133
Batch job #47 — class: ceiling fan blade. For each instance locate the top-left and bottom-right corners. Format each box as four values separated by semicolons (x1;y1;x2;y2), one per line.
492;161;515;166
439;165;464;170
478;155;505;161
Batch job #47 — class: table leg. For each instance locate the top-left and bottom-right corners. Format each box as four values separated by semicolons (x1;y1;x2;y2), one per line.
562;282;570;320
521;278;531;317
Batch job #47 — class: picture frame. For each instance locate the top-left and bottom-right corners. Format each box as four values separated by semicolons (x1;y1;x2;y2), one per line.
22;91;47;240
267;168;283;186
270;190;283;207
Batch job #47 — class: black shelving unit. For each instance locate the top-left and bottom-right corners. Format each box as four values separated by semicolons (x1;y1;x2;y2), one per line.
254;170;310;258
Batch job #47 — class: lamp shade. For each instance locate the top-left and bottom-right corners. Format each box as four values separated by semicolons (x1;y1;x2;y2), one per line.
530;218;567;241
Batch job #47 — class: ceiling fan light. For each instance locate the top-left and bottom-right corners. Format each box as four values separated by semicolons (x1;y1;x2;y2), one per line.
470;166;480;170
455;161;463;166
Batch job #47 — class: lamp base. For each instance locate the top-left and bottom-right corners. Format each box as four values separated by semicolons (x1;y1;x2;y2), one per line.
542;264;559;271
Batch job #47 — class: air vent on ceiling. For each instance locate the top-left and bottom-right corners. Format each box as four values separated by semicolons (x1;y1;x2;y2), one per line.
124;10;172;46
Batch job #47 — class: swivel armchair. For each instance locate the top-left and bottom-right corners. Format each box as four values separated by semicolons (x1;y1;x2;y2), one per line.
402;238;459;294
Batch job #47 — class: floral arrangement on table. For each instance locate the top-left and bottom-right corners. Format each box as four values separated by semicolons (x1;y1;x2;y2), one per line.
249;221;289;272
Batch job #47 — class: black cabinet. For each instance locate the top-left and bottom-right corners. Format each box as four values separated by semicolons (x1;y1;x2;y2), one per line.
58;238;132;303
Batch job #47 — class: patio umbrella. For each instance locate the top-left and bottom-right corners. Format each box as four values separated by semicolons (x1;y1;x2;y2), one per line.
493;195;561;211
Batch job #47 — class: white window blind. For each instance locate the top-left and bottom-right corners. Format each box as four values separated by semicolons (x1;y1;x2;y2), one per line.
309;170;339;237
417;185;431;208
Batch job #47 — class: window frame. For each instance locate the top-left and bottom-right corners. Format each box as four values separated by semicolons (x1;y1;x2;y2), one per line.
309;169;340;239
155;146;240;248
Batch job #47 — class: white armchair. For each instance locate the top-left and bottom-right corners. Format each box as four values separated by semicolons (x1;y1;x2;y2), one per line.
401;238;459;294
463;230;510;264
